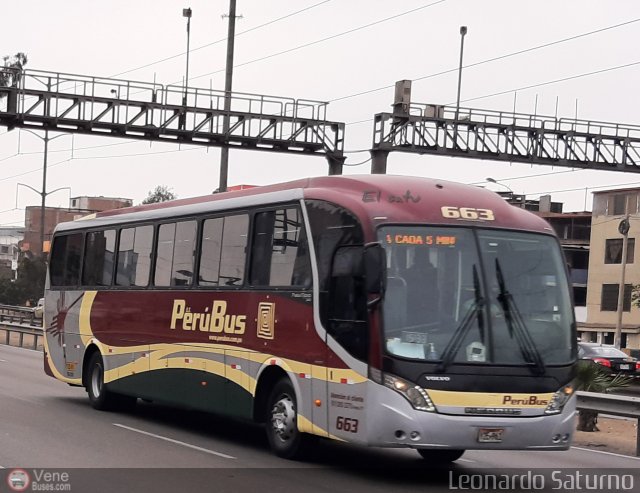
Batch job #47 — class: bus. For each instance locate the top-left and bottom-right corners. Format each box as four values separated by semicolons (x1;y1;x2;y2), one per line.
43;175;577;462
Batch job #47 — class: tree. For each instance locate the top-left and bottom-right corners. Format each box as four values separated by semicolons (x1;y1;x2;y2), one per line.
0;52;28;90
574;360;631;432
141;185;176;205
0;256;46;306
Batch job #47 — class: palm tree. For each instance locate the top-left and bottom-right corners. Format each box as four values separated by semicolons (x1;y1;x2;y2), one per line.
574;360;632;432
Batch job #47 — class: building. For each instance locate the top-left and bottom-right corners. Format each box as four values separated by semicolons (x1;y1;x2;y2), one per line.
581;187;640;349
535;211;591;321
0;227;24;279
23;196;132;257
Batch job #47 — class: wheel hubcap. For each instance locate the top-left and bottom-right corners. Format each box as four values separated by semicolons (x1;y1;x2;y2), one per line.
91;364;103;398
270;394;296;442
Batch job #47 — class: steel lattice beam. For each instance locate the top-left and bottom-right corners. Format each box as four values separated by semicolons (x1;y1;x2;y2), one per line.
0;69;345;173
371;103;640;174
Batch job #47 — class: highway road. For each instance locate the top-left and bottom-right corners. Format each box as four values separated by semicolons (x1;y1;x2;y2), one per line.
1;344;639;492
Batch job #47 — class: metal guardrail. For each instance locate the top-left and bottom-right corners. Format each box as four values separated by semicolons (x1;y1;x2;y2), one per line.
0;303;39;325
0;304;43;349
576;391;640;456
0;323;43;350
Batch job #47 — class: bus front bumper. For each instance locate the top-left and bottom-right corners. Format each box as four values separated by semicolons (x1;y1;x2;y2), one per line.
366;384;576;451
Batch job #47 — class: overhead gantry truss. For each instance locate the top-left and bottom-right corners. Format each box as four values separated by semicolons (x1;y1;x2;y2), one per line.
371;103;640;174
0;69;346;174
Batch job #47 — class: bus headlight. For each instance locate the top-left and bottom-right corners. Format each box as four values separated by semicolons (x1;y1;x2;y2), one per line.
383;374;436;412
544;383;574;415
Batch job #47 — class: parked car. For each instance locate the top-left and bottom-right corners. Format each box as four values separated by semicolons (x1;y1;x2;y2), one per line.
578;342;640;378
34;297;44;319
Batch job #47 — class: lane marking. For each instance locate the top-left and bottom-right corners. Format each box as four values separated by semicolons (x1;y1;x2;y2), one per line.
571;446;640;461
112;423;236;459
0;344;39;353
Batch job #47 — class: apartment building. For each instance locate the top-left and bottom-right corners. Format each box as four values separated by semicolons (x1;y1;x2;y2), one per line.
0;227;24;279
582;188;640;349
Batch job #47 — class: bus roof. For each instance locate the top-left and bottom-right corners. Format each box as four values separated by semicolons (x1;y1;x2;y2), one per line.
54;175;553;236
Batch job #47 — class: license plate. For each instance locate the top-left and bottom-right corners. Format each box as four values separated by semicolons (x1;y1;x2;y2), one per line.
478;428;504;443
619;364;631;370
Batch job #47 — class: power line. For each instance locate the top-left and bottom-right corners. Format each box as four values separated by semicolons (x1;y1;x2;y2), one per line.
466;169;583;186
330;17;640;104
458;60;640;105
0;158;71;183
72;146;204;160
188;0;447;83
110;0;334;78
345;59;640;126
344;157;372;167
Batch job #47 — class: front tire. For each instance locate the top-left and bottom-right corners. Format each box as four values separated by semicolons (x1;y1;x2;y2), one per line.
417;449;465;463
85;352;135;411
265;378;306;459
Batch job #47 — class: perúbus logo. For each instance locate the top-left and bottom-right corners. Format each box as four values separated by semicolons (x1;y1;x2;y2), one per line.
7;469;30;492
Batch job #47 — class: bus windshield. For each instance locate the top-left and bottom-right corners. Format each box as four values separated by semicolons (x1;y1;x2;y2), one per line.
379;226;574;366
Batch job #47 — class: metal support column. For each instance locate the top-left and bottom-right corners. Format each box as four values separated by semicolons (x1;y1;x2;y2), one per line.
327;154;345;175
370;149;389;174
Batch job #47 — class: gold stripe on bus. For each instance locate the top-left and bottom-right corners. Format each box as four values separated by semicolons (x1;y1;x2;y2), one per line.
97;342;365;388
78;290;97;346
427;389;554;408
246;352;367;385
297;414;315;434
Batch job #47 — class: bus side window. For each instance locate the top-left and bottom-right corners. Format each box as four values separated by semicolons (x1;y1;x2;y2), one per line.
82;229;116;286
249;207;311;288
199;214;248;287
50;233;84;287
116;225;153;287
154;221;197;287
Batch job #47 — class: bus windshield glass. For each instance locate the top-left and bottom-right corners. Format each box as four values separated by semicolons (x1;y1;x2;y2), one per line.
379;226;574;366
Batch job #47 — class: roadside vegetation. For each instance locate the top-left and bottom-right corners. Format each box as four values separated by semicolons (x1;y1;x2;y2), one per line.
574;360;632;432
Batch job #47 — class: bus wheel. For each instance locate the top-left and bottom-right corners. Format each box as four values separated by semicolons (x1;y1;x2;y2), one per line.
417;449;465;463
86;352;135;411
265;378;305;459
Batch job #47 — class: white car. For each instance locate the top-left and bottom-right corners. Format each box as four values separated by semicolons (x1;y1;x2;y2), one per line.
34;297;44;319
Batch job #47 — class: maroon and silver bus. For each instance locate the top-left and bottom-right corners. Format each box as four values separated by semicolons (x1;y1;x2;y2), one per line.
44;175;577;461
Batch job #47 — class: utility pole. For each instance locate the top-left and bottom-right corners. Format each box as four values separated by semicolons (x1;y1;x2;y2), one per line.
219;0;238;193
18;129;69;258
41;129;49;256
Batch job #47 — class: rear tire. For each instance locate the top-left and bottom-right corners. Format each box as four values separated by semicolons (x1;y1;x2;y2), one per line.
265;378;306;459
85;352;136;411
417;449;465;463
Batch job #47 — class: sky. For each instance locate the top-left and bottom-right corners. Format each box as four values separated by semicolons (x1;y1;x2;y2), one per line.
1;0;640;228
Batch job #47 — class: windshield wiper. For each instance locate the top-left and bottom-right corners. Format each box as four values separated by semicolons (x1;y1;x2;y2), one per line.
495;259;546;375
437;266;484;372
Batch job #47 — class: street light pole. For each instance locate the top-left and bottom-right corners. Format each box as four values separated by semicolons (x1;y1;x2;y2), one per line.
486;177;513;193
182;7;192;106
41;129;48;257
19;129;67;257
454;26;467;124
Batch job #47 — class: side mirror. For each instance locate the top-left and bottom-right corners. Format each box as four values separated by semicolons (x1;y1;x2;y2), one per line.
330;243;386;297
331;246;364;277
